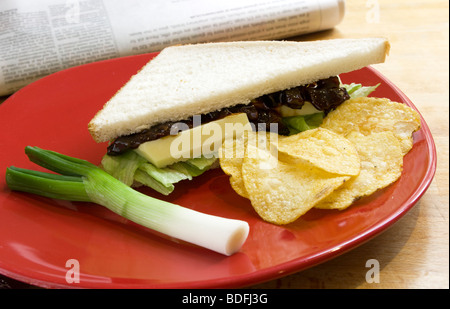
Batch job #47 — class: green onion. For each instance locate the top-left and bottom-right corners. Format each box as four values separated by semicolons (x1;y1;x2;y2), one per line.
5;146;249;256
6;166;91;202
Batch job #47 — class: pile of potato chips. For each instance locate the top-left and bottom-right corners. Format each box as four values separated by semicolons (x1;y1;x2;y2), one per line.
219;97;421;225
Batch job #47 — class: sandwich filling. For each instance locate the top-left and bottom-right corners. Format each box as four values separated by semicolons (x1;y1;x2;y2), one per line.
107;76;349;156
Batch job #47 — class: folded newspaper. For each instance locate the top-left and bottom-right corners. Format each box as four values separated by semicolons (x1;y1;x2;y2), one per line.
0;0;345;96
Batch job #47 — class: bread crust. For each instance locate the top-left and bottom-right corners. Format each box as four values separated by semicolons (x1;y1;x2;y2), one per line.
88;38;389;143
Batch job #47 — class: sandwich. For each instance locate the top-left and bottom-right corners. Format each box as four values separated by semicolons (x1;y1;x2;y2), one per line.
88;38;390;195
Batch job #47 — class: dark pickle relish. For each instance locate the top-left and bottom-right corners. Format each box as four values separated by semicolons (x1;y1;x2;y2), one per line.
107;76;349;156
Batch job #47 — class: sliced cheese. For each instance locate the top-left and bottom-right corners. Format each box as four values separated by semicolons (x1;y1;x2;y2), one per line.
135;113;252;168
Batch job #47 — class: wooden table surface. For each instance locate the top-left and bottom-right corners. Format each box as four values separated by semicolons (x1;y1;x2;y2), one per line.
0;0;448;290
252;0;449;289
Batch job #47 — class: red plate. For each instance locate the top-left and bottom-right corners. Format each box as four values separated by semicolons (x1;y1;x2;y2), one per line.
0;53;436;288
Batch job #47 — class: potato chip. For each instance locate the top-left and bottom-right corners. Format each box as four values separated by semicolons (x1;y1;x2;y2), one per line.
218;136;248;198
315;131;403;210
219;95;416;223
320;97;421;155
219;131;279;198
242;144;350;224
277;128;361;176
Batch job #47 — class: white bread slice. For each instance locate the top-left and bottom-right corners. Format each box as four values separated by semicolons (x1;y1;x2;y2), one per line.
89;38;389;143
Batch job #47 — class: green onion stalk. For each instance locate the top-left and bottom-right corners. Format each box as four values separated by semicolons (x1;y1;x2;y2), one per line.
5;147;249;256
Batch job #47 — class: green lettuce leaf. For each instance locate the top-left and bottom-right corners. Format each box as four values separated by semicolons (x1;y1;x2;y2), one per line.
185;155;218;171
101;151;146;186
139;162;190;187
133;169;175;195
100;151;217;195
170;155;217;178
282;112;325;135
342;83;380;98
